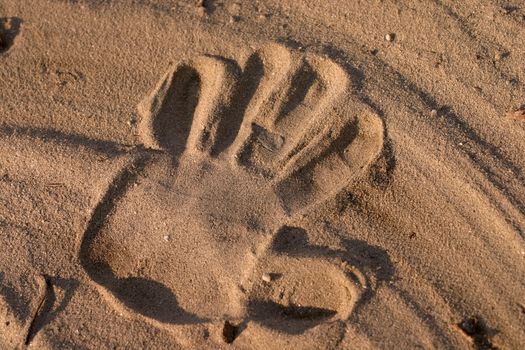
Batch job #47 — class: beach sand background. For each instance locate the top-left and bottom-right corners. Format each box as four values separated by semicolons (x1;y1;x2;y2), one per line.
0;0;524;348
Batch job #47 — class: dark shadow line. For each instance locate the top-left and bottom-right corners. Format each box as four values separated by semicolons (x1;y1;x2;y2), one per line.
275;119;360;213
150;64;201;159
374;52;524;183
0;272;31;323
320;44;365;92
391;285;458;349
78;153;153;280
0;124;133;156
210;53;264;156
274;62;317;125
24;275;51;345
248;300;337;335
24;276;80;345
367;55;525;235
0;17;22;54
38;277;79;335
320;44;397;186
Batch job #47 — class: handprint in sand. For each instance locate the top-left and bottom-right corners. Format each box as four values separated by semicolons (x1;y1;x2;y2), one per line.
77;44;384;344
1;44;384;346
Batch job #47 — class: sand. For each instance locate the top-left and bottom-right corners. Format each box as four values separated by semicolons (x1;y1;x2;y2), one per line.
0;0;524;349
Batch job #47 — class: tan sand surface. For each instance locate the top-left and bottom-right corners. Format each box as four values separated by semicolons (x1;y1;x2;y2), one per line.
0;0;524;349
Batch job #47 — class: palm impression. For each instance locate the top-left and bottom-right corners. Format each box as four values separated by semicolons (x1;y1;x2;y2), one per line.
3;44;384;345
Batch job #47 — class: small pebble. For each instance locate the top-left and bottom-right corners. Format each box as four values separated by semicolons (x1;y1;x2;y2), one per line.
501;5;518;15
262;273;272;282
229;3;242;15
385;33;395;42
495;51;509;61
196;6;206;17
430;109;438;118
3;19;12;30
163;235;171;242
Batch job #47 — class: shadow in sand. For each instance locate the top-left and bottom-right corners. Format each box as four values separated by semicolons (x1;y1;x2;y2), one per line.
249;300;337;335
108;276;204;325
271;226;395;282
83;261;203;325
269;226;395;314
25;276;79;345
0;272;31;322
245;226;395;335
321;43;397;188
0;124;134;156
0;17;22;53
